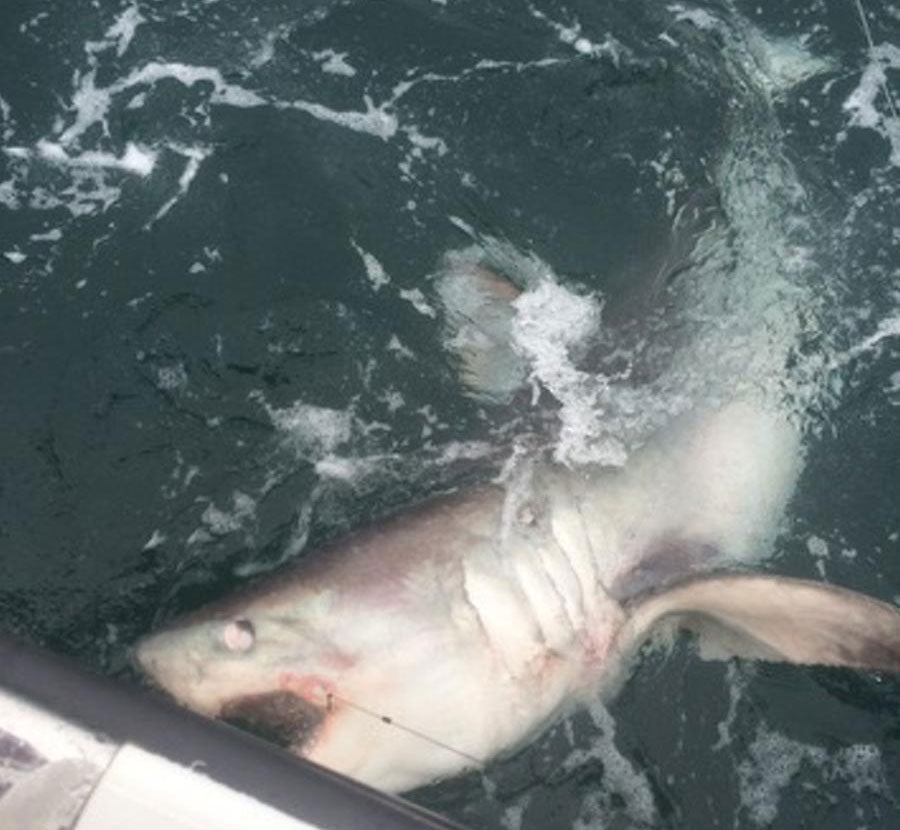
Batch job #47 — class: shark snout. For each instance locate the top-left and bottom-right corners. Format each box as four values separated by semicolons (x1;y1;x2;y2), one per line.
132;629;215;709
131;631;164;682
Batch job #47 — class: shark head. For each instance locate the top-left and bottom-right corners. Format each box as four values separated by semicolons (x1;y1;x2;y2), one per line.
136;605;528;793
134;507;587;793
135;605;349;753
136;611;325;711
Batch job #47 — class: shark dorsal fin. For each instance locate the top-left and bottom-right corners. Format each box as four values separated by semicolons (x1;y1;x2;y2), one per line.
621;574;900;673
436;259;526;401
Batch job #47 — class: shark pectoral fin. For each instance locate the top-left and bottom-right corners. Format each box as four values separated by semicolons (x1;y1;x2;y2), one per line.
623;574;900;673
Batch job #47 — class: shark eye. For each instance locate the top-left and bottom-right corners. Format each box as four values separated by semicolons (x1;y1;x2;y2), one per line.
222;618;255;653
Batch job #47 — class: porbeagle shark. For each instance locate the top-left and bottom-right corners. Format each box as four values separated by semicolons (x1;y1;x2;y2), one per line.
136;259;900;795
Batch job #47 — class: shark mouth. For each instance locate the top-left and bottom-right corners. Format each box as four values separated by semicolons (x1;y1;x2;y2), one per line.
219;690;326;750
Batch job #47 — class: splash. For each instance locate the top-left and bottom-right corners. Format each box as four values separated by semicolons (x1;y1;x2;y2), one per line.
737;725;888;827
0;3;459;258
570;702;657;829
263;400;354;458
843;1;900;167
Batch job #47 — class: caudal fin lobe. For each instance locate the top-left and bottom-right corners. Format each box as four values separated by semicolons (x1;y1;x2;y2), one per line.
624;574;900;673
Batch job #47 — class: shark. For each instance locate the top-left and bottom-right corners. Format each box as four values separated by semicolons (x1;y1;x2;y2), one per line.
135;258;900;795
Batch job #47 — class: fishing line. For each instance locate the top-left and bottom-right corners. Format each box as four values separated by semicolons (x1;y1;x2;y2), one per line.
852;0;899;121
325;692;487;766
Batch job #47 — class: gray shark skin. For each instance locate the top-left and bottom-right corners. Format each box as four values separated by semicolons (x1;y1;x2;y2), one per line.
135;374;900;793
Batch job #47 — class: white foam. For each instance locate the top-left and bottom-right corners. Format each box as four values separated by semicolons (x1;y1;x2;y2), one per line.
127;293;153;309
837;312;900;368
315;455;366;481
250;26;291;69
378;388;406;413
4;141;156;176
194;492;257;542
435;440;493;463
712;663;754;751
102;4;145;58
837;743;886;795
53;62;265;147
667;4;721;31
1;48;274;220
30;228;63;242
806;534;829;559
0;178;19;209
60;170;124;215
437;238;682;458
806;533;831;576
55;70;112;146
142;530;167;551
128;62;266;108
314;453;400;482
264;400;354;457
568;702;657;829
742;31;836;97
527;5;624;62
498;795;529;830
151;144;212;222
314;49;357;77
0;95;13;142
160;452;201;501
203;490;256;534
399;288;437;318
403;126;448;157
887;370;900;398
471;57;563;74
511;280;620;466
0;166;121;216
281;95;398;140
386;335;415;360
738;725;887;826
350;240;391;290
213;84;268;109
58;140;155;175
843;43;900;167
156;363;188;391
738;727;823;826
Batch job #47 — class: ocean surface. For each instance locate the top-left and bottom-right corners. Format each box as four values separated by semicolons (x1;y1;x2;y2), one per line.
1;1;898;827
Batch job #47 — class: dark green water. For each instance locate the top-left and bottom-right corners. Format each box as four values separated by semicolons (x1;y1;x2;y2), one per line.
0;1;898;827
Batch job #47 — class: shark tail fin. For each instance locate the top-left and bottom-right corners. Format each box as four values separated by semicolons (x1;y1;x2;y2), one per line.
435;256;527;401
623;574;900;673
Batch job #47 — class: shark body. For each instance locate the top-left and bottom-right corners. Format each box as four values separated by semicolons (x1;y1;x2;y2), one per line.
136;375;900;792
